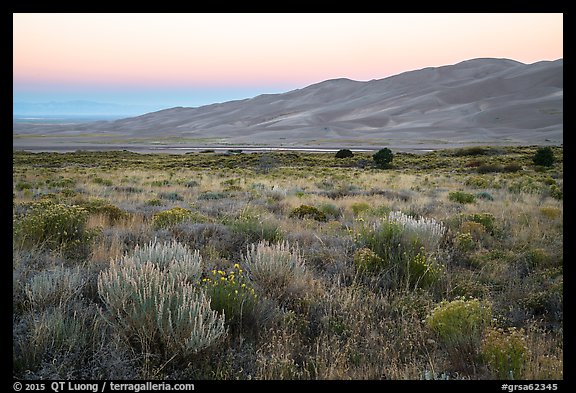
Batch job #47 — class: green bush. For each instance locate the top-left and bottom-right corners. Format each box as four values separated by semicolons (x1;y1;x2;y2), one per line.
228;213;283;243
351;202;371;216
152;207;193;229
462;212;496;234
289;204;327;222
449;191;476;204
481;327;529;379
454;232;475;252
353;218;443;288
13;200;90;251
454;147;487;156
75;198;128;222
476;191;494;201
145;198;163;206
426;297;492;351
318;202;341;220
532;146;555;167
373;148;394;168
353;219;406;266
198;191;228;200
335;149;354;159
92;176;113;186
158;191;184;201
549;184;563;200
508;177;541;194
465;176;490;188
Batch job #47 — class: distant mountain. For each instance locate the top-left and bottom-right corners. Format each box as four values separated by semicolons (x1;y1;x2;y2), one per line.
13;100;164;117
13;58;563;149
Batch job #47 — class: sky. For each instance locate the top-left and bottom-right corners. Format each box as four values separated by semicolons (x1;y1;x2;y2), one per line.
13;13;563;114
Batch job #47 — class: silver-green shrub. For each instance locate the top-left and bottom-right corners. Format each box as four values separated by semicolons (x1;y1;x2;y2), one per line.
25;265;86;309
98;254;225;358
243;241;306;297
129;239;202;281
387;210;447;251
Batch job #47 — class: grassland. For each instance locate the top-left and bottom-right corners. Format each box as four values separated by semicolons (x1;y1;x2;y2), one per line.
12;146;563;380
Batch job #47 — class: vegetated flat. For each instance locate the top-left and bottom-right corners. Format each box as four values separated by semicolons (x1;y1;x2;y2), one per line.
13;146;563;380
13;58;562;152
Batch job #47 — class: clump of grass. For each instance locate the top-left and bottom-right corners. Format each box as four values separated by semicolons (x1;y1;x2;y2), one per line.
15;307;98;375
350;202;371;216
227;211;283;244
92;176;113;186
198;191;228;200
481;327;530;379
158;191;184;201
449;191;476;204
289;204;327;222
539;207;561;220
75;198;128;222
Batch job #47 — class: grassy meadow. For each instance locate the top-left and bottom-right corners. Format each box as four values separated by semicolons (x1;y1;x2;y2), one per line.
12;146;563;380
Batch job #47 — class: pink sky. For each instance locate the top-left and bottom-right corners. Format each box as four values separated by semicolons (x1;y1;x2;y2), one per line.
13;13;563;108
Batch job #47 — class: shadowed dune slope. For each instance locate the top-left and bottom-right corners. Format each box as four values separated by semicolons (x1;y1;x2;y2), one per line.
13;58;563;148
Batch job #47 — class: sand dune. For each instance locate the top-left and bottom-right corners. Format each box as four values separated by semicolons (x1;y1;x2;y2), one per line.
13;58;563;150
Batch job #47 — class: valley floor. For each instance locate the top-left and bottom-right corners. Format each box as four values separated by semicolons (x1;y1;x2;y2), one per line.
13;146;563;381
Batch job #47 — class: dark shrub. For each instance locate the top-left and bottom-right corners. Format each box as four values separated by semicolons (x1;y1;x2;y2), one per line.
533;147;555;167
449;191;476;204
289;205;327;222
373;148;394;168
335;149;354;158
454;147;487;156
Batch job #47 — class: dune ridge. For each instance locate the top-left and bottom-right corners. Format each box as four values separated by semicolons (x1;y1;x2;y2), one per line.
13;58;563;150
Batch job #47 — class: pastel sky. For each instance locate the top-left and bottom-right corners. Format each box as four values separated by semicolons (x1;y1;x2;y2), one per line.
13;13;563;111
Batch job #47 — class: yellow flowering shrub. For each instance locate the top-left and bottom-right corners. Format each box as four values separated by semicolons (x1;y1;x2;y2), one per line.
481;327;530;379
13;200;90;252
151;207;193;229
426;297;492;351
202;263;257;329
